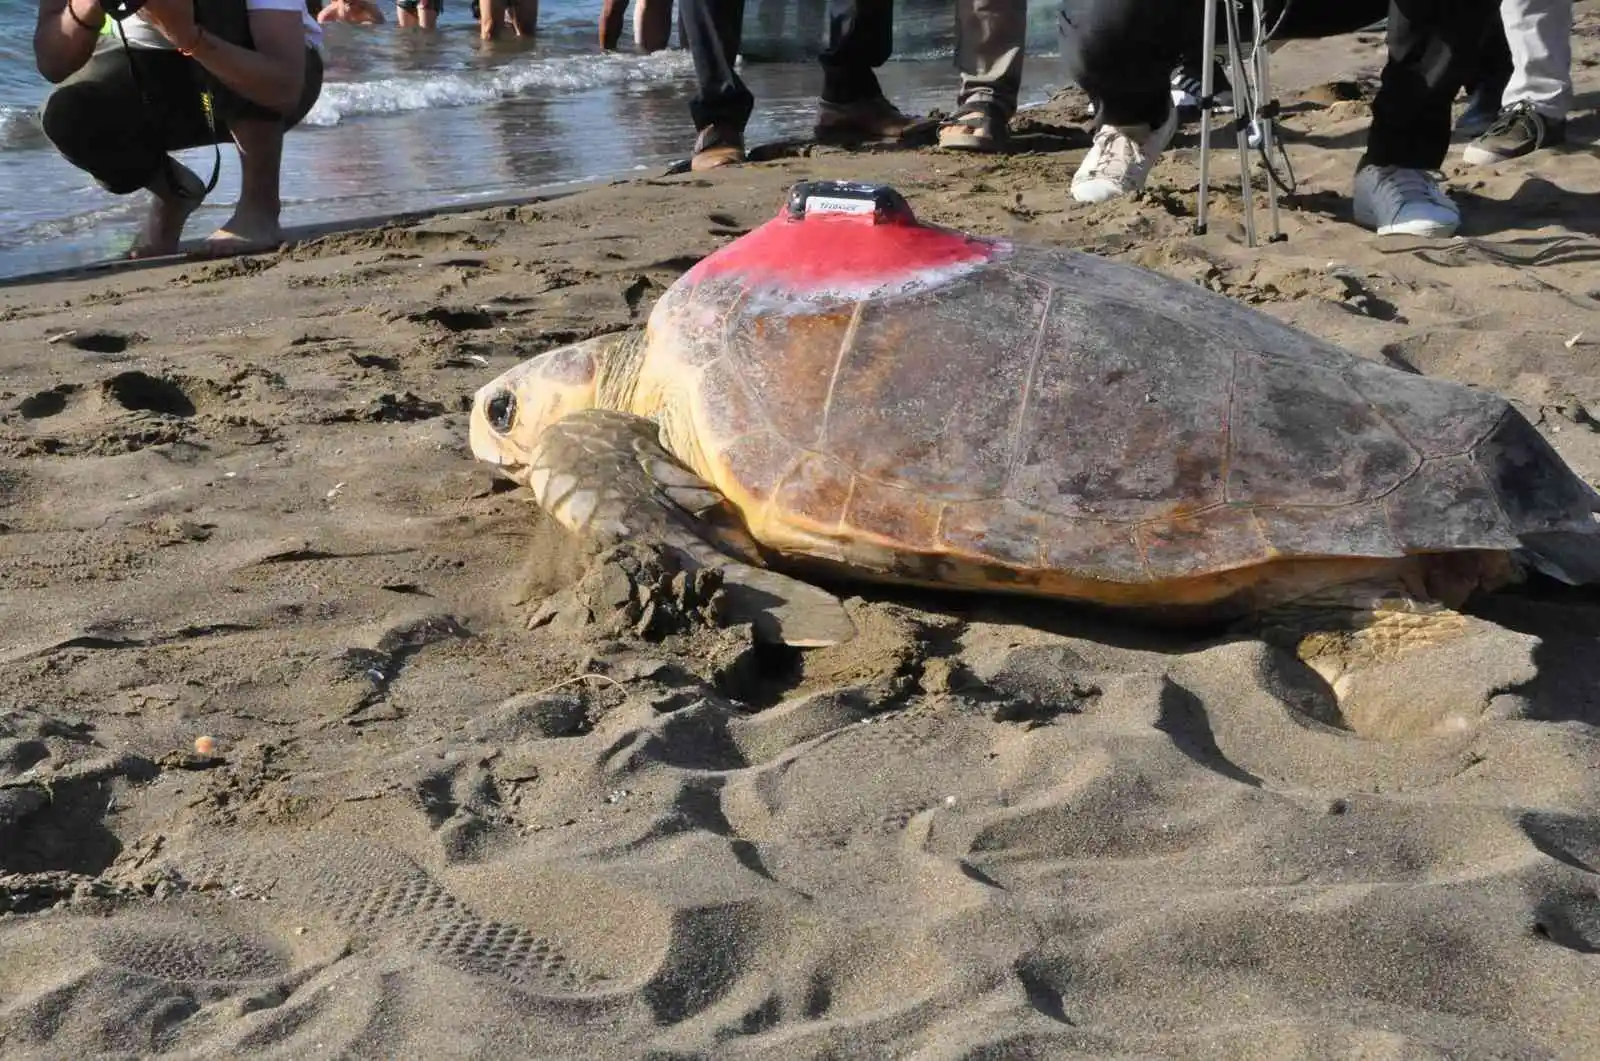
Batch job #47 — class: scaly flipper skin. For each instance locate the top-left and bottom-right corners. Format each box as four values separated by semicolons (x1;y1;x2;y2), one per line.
527;409;858;648
1243;579;1501;727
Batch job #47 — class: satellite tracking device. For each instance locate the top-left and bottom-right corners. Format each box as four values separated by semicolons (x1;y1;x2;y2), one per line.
785;181;914;225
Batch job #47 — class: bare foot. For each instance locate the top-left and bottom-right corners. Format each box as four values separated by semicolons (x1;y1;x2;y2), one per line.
199;211;284;259
127;162;206;259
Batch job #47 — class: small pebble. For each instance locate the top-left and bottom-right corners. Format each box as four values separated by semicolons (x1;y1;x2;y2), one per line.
194;735;217;757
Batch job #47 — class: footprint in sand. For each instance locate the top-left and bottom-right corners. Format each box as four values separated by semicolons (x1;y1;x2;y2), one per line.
52;328;145;355
16;383;79;418
14;368;195;424
176;837;611;996
100;370;197;417
0;895;348;1042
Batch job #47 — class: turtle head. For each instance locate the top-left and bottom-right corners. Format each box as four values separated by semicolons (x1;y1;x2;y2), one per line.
469;334;619;474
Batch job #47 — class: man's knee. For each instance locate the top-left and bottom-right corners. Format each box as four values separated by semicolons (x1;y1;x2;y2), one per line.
211;51;322;131
39;79;103;157
39;80;147;192
41;71;168;195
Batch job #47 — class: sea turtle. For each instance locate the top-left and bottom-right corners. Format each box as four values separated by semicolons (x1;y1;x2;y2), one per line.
468;180;1600;690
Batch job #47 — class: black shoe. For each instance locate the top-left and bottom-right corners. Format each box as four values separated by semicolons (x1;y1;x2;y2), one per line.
1170;59;1233;122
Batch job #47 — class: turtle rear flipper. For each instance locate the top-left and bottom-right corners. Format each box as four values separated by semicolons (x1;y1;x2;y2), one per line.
527;409;857;647
1517;529;1600;587
1246;582;1526;738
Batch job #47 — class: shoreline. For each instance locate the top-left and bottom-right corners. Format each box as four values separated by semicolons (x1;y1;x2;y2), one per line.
0;180;601;291
0;46;1069;287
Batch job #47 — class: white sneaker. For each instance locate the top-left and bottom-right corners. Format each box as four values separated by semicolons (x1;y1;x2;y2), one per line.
1070;106;1179;204
1351;164;1461;237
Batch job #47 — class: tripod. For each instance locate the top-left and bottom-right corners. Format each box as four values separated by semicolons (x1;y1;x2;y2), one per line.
1193;0;1294;247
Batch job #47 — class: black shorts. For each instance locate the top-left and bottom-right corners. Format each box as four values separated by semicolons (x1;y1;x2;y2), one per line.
39;45;324;195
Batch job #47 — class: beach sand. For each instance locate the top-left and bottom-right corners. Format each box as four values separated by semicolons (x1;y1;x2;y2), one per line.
2;9;1599;1059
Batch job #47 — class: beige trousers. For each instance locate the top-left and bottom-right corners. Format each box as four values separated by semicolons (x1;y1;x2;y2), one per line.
1500;0;1573;119
955;0;1027;117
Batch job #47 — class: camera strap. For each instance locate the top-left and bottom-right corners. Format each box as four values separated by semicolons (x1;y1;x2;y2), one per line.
103;6;223;202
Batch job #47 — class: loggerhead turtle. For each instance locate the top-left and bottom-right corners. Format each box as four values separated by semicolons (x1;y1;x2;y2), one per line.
469;180;1600;688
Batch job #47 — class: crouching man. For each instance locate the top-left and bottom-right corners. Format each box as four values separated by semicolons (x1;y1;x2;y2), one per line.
34;0;325;258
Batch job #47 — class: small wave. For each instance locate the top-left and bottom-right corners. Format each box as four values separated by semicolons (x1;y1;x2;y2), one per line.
302;49;695;127
0;197;142;252
0;105;49;152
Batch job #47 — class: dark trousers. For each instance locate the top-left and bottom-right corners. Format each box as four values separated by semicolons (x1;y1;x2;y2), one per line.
1463;10;1513;101
678;0;893;131
40;46;323;195
1058;0;1498;169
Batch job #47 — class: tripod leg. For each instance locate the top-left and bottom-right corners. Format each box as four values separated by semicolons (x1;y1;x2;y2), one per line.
1224;0;1256;247
1251;0;1284;241
1195;0;1218;235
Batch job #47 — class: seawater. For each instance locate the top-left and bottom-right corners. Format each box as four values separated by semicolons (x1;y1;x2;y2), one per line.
0;0;1066;280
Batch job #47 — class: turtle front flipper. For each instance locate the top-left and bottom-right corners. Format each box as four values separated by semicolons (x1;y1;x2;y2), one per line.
524;408;856;648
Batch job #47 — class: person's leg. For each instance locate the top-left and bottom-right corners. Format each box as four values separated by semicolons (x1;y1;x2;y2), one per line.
817;0;887;105
814;0;929;141
1058;0;1185;203
1457;12;1513;133
1352;0;1497;237
511;0;538;35
1059;0;1181;127
940;0;1026;151
1500;0;1572;117
635;0;670;51
678;0;752;168
504;0;536;34
1364;0;1498;171
207;49;326;253
479;0;505;38
395;0;419;26
419;0;440;28
601;0;627;48
1463;0;1571;163
38;48;221;257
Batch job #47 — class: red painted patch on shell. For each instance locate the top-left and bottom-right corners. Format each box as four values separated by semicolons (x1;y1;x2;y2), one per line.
684;207;999;296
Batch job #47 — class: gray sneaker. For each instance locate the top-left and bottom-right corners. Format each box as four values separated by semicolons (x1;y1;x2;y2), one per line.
1462;101;1566;165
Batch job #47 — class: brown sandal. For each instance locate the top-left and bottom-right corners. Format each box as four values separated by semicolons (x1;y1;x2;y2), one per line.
938;102;1008;153
691;124;747;172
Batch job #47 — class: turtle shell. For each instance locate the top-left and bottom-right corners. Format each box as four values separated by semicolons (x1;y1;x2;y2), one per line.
634;191;1598;605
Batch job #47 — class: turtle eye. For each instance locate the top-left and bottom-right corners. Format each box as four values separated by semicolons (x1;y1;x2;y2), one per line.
486;391;516;433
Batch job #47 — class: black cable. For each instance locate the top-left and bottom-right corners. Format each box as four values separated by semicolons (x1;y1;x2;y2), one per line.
1223;0;1297;197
